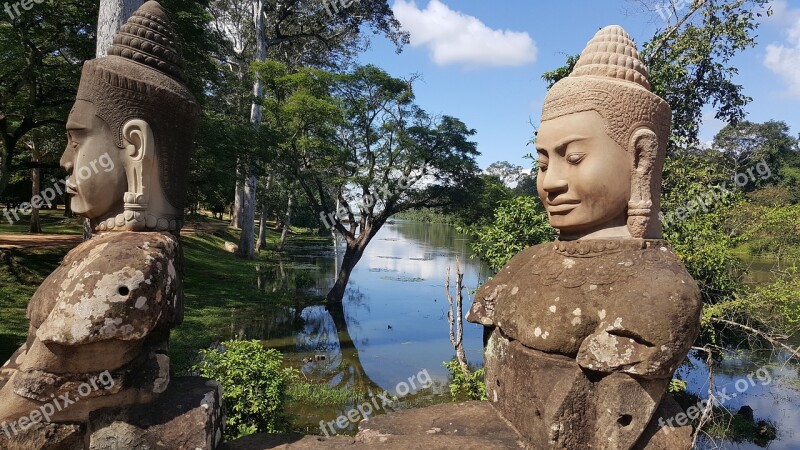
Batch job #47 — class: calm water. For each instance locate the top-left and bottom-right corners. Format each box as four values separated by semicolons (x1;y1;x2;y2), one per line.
223;221;800;445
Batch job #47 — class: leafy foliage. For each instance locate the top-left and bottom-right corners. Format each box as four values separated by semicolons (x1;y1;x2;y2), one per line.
660;152;746;303
194;340;296;438
468;196;555;270
443;359;487;402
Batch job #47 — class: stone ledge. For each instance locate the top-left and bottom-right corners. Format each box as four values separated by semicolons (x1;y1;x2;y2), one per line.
88;376;224;450
0;422;85;450
225;397;692;449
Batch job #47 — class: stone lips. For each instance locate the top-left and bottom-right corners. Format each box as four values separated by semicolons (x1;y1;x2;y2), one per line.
75;0;200;211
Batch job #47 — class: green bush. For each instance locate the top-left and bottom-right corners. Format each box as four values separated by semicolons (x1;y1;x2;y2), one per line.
468;196;555;270
194;340;296;439
443;359;487;402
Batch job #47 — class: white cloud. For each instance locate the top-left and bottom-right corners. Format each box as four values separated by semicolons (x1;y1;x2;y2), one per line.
764;2;800;98
392;0;537;68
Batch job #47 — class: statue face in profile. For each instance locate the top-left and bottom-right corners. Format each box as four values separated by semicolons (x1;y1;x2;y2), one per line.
536;111;631;239
61;100;127;220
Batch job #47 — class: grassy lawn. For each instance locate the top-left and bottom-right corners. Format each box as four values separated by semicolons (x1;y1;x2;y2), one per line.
0;247;66;358
0;208;84;235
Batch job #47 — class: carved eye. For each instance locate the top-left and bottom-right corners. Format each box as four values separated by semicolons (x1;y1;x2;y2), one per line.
566;153;586;165
538;158;549;172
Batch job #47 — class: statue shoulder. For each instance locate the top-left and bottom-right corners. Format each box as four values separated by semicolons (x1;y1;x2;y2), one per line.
34;232;183;346
466;242;553;326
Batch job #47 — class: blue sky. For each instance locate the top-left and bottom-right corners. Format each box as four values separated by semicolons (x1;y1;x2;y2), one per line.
358;0;800;170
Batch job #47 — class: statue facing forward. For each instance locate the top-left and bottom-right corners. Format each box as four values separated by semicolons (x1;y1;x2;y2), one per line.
0;0;202;438
467;26;702;449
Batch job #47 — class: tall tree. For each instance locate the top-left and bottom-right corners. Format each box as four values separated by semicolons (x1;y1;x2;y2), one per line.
211;0;409;257
486;161;525;187
0;0;97;197
256;63;480;302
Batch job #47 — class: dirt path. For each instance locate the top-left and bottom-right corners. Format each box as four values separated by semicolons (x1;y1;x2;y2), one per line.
0;220;230;251
0;234;83;251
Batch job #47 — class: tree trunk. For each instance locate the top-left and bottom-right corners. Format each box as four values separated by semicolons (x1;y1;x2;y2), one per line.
237;172;257;259
231;162;243;229
326;242;366;303
96;0;144;56
256;175;273;252
28;142;41;234
277;193;293;251
237;0;265;259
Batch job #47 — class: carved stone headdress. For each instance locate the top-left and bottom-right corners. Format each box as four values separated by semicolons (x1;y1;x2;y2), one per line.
76;0;200;212
542;25;671;239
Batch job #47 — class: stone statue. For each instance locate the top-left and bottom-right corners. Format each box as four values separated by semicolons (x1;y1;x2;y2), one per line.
0;3;221;448
466;26;702;449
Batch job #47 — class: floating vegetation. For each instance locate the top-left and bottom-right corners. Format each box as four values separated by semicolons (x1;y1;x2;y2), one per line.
380;275;425;282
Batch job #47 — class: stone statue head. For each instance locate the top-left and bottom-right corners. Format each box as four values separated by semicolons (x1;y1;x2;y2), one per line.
536;25;671;240
60;1;200;233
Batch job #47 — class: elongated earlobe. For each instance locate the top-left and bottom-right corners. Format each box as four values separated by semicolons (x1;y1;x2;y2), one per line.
120;120;156;230
628;128;659;238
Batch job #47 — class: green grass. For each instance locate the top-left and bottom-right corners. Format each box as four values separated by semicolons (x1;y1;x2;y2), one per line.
0;208;84;234
287;382;364;407
0;247;66;359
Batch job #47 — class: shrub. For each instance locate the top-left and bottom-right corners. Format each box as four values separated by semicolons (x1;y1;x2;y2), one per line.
443;359;487;402
194;340;296;439
468;196;555;270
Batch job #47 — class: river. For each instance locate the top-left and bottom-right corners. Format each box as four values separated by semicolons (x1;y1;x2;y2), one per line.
233;221;798;448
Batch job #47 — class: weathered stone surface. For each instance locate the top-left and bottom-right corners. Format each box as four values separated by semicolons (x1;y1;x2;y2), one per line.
226;402;525;449
0;422;85;450
469;240;701;378
0;231;183;424
88;377;224;450
226;400;691;449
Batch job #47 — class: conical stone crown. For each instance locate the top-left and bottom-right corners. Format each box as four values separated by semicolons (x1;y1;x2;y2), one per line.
108;0;186;82
571;25;651;90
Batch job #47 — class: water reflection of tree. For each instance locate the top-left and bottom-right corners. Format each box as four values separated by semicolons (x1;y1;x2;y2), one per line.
296;288;382;393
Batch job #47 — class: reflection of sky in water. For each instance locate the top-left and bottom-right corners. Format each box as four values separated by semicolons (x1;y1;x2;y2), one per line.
281;221;489;394
338;221;489;391
678;352;800;449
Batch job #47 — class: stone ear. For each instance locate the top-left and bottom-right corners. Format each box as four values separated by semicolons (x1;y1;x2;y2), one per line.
122;120;153;161
121;120;157;229
627;128;658;239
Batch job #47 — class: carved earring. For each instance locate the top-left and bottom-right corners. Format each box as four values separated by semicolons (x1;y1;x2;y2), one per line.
627;129;658;239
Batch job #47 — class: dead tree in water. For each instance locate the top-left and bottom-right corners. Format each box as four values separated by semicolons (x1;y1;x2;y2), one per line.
446;258;470;374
